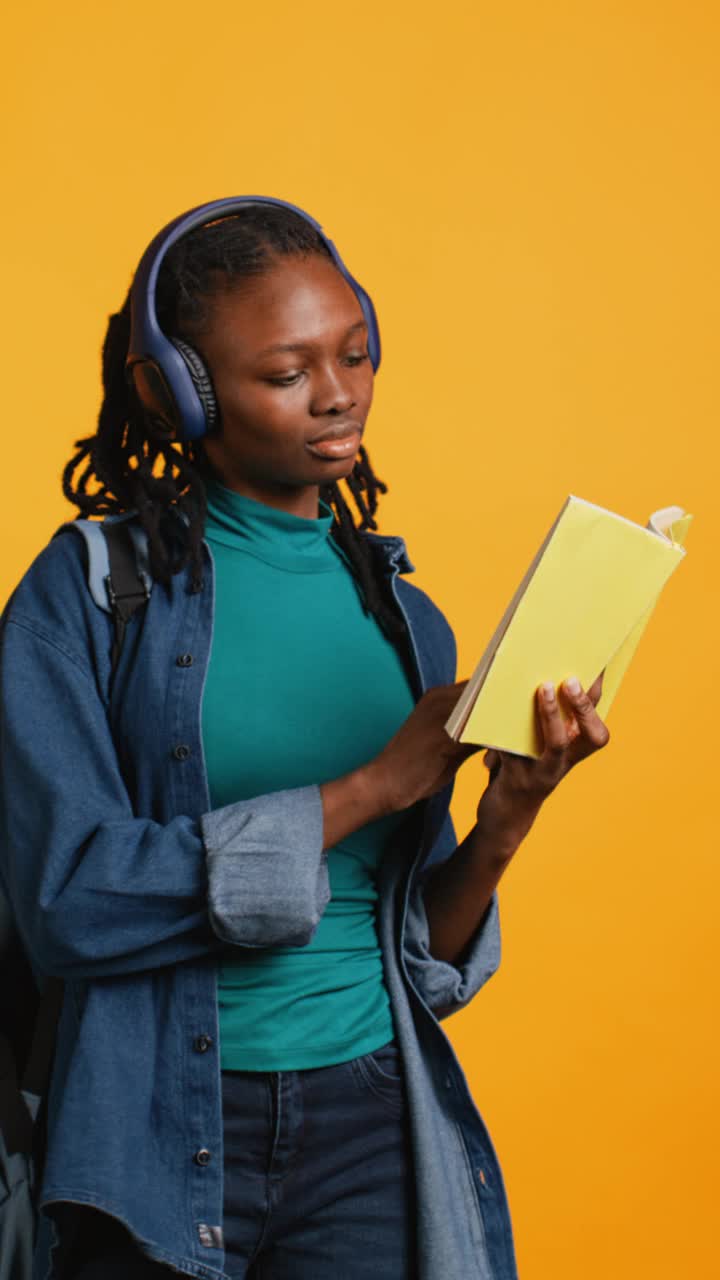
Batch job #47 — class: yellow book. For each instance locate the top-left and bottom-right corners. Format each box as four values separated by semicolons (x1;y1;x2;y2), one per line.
445;497;693;759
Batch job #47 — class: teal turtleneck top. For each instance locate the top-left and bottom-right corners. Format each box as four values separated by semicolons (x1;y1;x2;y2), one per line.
201;481;417;1070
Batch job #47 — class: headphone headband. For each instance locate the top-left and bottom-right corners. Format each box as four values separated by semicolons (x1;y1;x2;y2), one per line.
126;196;381;441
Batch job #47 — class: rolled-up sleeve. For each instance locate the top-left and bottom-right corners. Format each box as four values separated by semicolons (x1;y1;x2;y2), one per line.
202;786;328;948
401;806;502;1019
403;880;501;1018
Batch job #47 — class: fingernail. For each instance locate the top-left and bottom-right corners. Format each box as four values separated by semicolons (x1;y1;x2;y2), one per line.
542;682;556;703
566;676;581;696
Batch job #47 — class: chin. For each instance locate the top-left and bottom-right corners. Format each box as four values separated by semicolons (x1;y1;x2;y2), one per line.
294;458;359;490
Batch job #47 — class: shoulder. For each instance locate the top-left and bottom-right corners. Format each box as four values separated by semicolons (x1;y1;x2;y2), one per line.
5;523;92;620
1;524;109;672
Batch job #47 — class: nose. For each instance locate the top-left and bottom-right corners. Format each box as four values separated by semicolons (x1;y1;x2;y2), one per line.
309;362;356;416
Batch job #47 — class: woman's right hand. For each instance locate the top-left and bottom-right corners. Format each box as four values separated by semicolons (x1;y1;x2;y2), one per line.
320;683;477;850
363;682;479;816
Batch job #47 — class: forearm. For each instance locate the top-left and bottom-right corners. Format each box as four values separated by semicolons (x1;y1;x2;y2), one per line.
320;766;383;850
422;795;542;965
424;675;613;967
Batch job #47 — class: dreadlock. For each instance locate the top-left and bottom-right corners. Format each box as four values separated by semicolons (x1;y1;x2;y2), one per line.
63;205;405;640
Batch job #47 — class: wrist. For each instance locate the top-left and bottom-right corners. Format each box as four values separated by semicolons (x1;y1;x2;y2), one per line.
353;759;394;821
320;764;385;850
473;786;543;866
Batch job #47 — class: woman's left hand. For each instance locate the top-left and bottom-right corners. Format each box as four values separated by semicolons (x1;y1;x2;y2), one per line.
423;673;611;963
478;672;610;844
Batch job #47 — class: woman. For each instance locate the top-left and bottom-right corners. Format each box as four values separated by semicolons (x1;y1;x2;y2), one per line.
0;198;609;1280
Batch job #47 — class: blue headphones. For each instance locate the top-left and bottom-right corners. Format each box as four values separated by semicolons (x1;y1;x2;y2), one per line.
125;195;381;442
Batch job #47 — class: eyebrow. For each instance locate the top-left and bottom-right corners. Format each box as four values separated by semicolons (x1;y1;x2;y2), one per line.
257;319;367;357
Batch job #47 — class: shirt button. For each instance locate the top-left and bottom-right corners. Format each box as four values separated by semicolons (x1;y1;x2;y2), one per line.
194;1148;211;1167
194;1035;213;1053
176;653;194;667
172;744;191;761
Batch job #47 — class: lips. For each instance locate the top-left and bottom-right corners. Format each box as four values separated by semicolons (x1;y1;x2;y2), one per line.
307;421;362;444
305;422;363;460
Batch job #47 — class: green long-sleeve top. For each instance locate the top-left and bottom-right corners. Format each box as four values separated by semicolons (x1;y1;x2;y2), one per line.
201;481;417;1070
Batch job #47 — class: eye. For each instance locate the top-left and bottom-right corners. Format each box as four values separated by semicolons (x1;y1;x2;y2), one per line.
343;351;370;367
265;371;304;387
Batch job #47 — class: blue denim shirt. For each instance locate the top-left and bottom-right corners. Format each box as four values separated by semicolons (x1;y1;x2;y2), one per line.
0;521;519;1280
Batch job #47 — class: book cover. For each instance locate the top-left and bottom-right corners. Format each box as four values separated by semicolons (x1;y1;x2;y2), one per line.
446;497;693;758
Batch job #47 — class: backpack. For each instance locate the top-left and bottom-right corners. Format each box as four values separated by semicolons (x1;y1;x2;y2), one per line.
0;518;151;1279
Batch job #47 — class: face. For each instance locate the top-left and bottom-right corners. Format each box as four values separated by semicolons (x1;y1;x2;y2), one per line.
195;254;375;517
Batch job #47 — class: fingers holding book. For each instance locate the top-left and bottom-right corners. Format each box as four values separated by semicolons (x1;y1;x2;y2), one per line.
476;673;611;830
536;673;610;774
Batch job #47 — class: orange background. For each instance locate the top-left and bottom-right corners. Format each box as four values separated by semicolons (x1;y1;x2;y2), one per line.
2;3;718;1276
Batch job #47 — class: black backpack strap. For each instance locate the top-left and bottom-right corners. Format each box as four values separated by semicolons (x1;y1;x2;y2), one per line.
103;522;150;676
54;517;153;676
0;1037;33;1158
17;976;65;1193
21;978;64;1101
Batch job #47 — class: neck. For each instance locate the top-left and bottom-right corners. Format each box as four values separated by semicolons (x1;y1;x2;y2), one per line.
203;467;321;519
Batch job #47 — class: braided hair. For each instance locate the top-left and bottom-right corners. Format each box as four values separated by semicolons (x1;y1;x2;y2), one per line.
63;206;405;639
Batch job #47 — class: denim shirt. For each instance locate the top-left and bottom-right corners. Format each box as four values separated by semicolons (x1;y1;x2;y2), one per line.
0;521;519;1280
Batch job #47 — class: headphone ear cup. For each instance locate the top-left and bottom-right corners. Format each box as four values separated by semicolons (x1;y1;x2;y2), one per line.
170;338;220;436
127;359;180;434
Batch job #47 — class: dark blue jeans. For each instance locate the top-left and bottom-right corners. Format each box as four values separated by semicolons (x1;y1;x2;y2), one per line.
68;1041;416;1279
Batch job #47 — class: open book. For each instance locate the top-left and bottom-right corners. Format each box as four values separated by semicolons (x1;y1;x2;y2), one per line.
445;496;693;759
